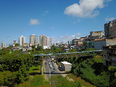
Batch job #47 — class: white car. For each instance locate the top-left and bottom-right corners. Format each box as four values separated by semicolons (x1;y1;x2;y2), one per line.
50;64;52;68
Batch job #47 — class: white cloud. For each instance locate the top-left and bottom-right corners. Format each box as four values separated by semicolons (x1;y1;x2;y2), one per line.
30;19;40;25
105;17;115;22
64;0;111;18
52;33;81;44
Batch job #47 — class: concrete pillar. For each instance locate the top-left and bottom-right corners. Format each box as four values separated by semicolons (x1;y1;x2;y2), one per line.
41;58;43;75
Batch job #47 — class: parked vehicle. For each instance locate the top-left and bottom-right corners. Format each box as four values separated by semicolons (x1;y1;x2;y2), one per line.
50;64;52;68
52;62;55;67
45;61;47;64
53;67;56;70
51;70;55;74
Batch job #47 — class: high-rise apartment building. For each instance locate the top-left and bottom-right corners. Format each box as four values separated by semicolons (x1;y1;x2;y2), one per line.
19;35;26;46
72;39;83;48
90;31;105;40
39;34;47;46
104;19;116;39
39;34;52;49
47;37;52;47
1;42;6;48
30;34;38;46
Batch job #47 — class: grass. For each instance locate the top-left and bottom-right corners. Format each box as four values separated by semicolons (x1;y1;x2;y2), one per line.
67;74;96;87
58;62;61;67
28;65;41;76
16;63;51;87
16;75;51;87
77;78;96;87
43;60;47;81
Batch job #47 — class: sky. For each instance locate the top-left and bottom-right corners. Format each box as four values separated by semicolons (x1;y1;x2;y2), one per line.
0;0;116;46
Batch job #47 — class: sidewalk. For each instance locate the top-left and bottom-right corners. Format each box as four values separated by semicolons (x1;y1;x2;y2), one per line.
54;63;74;82
54;63;67;77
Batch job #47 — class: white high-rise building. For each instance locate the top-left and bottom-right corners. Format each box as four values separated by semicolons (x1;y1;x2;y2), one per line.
19;35;26;46
47;37;52;48
39;34;47;47
1;42;6;48
39;34;52;49
30;34;38;46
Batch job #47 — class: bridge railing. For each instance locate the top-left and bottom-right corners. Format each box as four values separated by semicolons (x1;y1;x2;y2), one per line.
54;50;102;55
34;50;102;57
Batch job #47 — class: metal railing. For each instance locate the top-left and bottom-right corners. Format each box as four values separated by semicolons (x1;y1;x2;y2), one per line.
34;50;102;57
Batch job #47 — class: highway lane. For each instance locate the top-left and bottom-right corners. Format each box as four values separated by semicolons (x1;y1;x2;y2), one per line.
44;59;60;80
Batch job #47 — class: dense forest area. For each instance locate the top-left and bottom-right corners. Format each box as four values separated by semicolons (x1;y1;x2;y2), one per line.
0;47;40;86
58;54;116;87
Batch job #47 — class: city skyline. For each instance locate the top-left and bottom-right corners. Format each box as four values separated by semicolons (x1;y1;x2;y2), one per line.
0;0;116;46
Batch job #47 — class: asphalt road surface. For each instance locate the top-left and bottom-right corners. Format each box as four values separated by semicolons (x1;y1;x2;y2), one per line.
44;59;61;80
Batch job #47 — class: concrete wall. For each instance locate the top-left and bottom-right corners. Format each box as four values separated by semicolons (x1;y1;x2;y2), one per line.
61;62;72;71
95;40;116;50
61;63;65;71
106;41;116;46
64;65;72;71
94;41;106;50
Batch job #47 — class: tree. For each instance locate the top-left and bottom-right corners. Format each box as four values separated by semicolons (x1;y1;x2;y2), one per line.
32;45;35;52
36;46;43;51
16;65;29;83
0;71;17;86
15;43;19;46
69;48;77;52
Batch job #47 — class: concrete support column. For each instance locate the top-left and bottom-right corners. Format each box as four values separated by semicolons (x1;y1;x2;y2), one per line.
41;58;43;75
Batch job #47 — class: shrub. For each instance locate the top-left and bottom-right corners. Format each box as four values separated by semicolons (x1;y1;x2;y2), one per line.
14;82;31;87
108;66;116;73
0;71;17;86
30;75;48;86
50;75;81;87
16;65;29;84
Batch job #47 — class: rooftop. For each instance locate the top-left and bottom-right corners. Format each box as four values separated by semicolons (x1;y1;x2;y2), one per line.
61;61;72;65
95;39;116;42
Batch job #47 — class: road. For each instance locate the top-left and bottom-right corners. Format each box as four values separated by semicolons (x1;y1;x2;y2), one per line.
44;59;62;80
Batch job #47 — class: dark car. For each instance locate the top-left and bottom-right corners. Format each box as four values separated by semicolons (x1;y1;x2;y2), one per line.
53;67;56;70
51;70;55;74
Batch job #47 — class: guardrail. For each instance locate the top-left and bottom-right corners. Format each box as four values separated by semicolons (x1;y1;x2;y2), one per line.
34;50;102;57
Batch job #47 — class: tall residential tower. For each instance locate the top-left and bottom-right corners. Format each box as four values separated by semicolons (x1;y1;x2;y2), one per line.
19;35;26;46
104;19;116;39
39;34;52;49
1;42;6;48
30;34;38;46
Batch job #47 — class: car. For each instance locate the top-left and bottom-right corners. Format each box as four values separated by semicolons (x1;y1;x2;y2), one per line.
49;64;52;68
45;61;47;64
52;62;55;67
51;70;55;74
53;67;56;70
